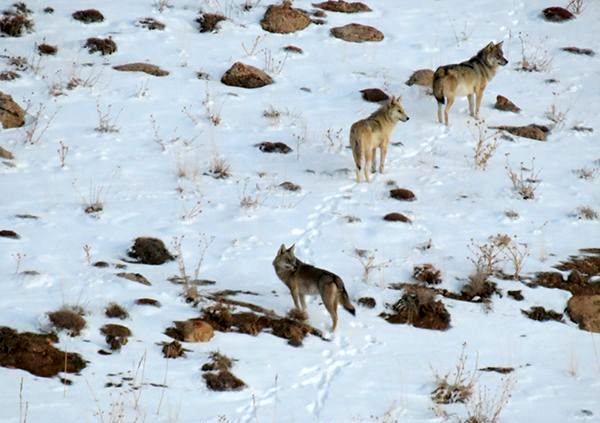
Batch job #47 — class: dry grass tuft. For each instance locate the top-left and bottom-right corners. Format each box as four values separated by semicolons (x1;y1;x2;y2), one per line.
431;344;477;404
575;206;598;220
48;306;87;336
105;302;129;319
506;159;540;200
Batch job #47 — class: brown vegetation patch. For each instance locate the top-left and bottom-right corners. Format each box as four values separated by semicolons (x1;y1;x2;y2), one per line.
383;212;411;223
166;319;214;342
556;254;600;279
358;297;376;309
72;9;104;24
85;37;117;55
0;327;86;377
313;1;371;13
0;146;14;159
381;286;450;330
221;62;273;89
260;1;310;34
37;43;57;55
413;264;442;285
48;307;86;336
562;47;594;56
283;45;303;54
279;181;301;191
479;366;514;374
0;229;19;239
161;340;187;358
0;92;25;129
567;295;600;333
461;273;499;301
330;23;383;43
117;272;151;286
0;13;33;37
113;63;169;77
507;290;524;301
390;188;416;201
530;251;600;295
495;95;521;113
101;324;131;351
542;7;574;22
522;306;563;322
105;303;128;319
127;237;174;265
137;17;165;30
287;308;308;321
490;124;550;141
256;141;292;154
197;13;226;33
405;69;434;87
135;298;161;307
203;369;246;391
0;71;20;81
360;88;389;103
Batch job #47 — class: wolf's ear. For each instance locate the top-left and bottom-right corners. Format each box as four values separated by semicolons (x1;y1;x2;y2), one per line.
287;244;295;254
495;41;504;48
485;41;494;50
278;244;286;254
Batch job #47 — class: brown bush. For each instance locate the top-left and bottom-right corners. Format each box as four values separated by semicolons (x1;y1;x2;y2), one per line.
313;1;371;13
37;43;57;55
162;340;185;358
48;306;86;336
85;37;117;55
413;263;442;285
105;302;129;319
381;286;450;330
0;13;33;37
138;17;165;30
197;13;226;33
203;370;246;391
358;297;376;308
522;306;563;322
72;9;104;24
127;237;174;265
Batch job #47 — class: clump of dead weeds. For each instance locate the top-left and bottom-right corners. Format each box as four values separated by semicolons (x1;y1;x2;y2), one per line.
47;305;87;336
431;344;476;404
127;236;174;265
85;37;117;55
201;351;246;391
161;340;188;358
196;12;226;33
381;285;451;330
105;302;129;319
100;324;131;351
0;9;33;37
522;306;563;322
461;272;499;302
72;9;104;24
413;263;442;285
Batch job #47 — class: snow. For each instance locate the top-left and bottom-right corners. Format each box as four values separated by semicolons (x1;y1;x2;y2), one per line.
1;0;599;422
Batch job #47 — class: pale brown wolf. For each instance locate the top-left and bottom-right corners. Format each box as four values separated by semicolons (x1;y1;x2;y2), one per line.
272;244;355;331
433;41;508;125
349;96;410;183
405;68;434;88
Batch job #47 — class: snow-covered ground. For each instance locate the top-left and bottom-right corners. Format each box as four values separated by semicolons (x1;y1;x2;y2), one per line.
1;0;599;422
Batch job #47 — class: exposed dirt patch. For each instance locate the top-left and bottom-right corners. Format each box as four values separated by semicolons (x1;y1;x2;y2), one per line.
0;146;14;160
358;297;376;309
117;272;151;286
197;13;226;32
508;290;524;301
137;17;165;30
360;88;389;103
85;37;117;55
561;47;595;56
72;9;104;24
495;95;521;113
542;7;574;22
522;306;563;322
48;307;86;336
0;92;25;129
479;366;514;374
0;14;33;37
37;43;57;56
405;69;434;87
0;327;86;377
105;303;129;319
555;253;600;279
165;319;214;342
279;181;301;191
313;1;371;13
113;63;169;77
413;264;442;285
221;62;273;89
490;124;550;141
330;23;383;43
381;286;450;330
530;251;600;295
261;1;310;34
567;295;600;333
383;212;411;223
135;298;161;307
256;141;292;154
127;237;174;265
0;230;19;239
390;188;416;201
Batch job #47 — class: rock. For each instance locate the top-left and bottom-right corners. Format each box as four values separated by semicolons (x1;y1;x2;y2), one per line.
197;13;226;33
0;230;20;239
542;7;575;22
0;146;14;160
567;295;600;333
405;68;434;87
0;92;25;129
261;1;310;34
127;237;174;265
137;17;165;30
37;44;58;56
174;320;214;342
221;62;273;89
279;181;301;191
113;63;169;77
116;272;151;286
313;1;371;13
134;298;161;307
331;23;383;42
390;188;416;201
283;45;303;54
383;212;411;223
360;88;389;103
491;124;550;141
561;47;595;56
256;141;292;154
507;290;524;301
494;95;521;113
72;9;105;24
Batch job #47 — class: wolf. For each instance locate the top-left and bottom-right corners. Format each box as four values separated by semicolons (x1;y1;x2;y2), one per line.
433;41;508;125
349;96;410;183
272;244;355;331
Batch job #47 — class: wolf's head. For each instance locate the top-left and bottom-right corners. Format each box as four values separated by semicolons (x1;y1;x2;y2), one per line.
386;96;410;122
480;41;508;67
273;244;297;272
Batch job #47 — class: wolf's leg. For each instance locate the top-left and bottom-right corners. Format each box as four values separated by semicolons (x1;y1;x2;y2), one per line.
468;94;475;117
475;85;486;119
323;285;339;331
290;287;302;310
379;144;388;174
364;148;373;182
437;102;443;123
299;294;307;310
371;148;377;173
444;95;455;126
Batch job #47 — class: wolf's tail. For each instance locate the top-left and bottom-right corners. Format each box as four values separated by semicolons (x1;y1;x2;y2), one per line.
335;277;356;316
349;128;362;171
432;67;446;105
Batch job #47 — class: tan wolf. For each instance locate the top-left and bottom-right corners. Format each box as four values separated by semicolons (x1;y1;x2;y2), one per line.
349;96;410;183
433;41;508;125
272;244;355;331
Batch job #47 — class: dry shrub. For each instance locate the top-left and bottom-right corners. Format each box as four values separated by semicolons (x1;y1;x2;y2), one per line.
37;43;57;55
138;17;165;30
196;13;226;33
431;344;477;404
72;9;104;24
461;272;498;301
357;297;376;308
105;302;128;319
471;121;499;170
469;234;529;279
47;306;86;336
0;70;20;81
128;237;174;265
575;206;598;220
413;263;442;285
100;324;131;351
0;14;33;37
517;33;552;72
506;160;540;200
207;156;231;179
465;377;514;423
201;351;234;372
85;37;117;55
351;248;390;284
522;306;563;322
566;0;584;14
573;167;597;180
201;351;246;391
382;286;451;330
